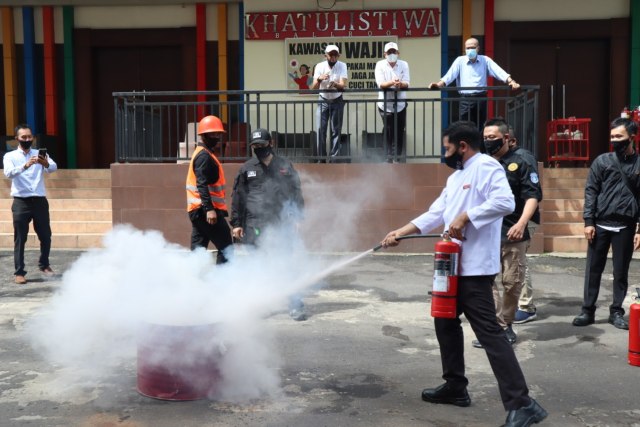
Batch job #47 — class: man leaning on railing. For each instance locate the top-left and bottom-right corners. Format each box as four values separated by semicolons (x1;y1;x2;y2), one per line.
429;37;520;129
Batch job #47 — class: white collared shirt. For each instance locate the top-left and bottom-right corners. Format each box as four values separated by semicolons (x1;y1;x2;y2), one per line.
3;148;57;197
313;60;348;100
375;58;410;112
411;153;514;276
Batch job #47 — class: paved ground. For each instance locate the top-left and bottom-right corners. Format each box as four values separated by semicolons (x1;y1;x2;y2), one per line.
1;248;640;427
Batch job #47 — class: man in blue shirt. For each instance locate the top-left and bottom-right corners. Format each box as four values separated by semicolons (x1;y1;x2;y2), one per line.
429;38;520;128
3;124;57;284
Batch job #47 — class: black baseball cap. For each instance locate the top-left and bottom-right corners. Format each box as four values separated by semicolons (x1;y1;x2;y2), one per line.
250;128;271;145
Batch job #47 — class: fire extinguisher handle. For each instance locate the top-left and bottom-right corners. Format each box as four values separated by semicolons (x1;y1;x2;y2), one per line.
372;234;441;252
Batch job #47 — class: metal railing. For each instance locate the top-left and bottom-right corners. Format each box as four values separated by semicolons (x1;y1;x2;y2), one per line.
113;86;539;164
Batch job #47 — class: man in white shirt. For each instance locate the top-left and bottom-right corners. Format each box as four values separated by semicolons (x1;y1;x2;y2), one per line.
375;42;410;163
429;38;520;128
3;124;58;284
311;44;348;163
381;121;547;427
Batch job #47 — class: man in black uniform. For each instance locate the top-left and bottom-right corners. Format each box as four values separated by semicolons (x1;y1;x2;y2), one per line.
508;126;542;324
473;118;542;348
186;115;233;264
573;117;640;330
230;128;306;320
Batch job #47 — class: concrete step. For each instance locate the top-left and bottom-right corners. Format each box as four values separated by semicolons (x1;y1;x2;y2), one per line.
0;177;110;189
0;221;112;234
0;209;112;221
542;167;589;179
0;187;111;199
541;178;587;189
544;188;584;199
544;235;588;253
544;210;583;223
543;222;584;236
0;199;112;210
542;198;584;212
0;233;105;249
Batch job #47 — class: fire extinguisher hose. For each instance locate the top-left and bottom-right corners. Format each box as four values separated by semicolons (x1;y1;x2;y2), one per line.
372;234;442;252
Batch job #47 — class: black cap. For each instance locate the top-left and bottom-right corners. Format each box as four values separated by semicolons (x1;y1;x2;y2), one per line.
250;128;271;145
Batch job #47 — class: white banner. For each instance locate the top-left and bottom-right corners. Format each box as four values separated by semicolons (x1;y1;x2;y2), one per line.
285;36;399;93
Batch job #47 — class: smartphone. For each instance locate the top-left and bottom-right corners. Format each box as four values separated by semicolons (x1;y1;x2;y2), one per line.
38;148;47;159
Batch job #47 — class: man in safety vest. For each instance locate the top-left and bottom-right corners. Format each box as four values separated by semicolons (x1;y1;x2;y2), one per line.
186;115;233;264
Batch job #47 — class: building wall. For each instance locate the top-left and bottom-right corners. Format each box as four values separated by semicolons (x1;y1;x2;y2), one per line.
111;162;544;254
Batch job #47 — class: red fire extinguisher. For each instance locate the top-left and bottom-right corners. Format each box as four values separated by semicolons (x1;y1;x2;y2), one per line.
431;237;461;319
621;106;631;119
629;288;640;367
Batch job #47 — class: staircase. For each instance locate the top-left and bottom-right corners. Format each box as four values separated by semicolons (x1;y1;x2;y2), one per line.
0;169;112;249
542;167;588;253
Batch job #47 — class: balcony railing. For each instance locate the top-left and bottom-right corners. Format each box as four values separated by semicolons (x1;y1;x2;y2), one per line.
113;86;539;164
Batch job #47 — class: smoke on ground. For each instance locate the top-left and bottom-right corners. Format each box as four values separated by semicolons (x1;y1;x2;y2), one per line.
28;224;324;402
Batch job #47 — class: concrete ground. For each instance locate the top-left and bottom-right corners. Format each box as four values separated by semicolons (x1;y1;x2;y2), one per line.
1;249;640;427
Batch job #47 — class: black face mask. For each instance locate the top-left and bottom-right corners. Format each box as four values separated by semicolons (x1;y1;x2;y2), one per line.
18;140;33;150
253;146;272;160
444;150;463;170
612;139;631;157
202;134;220;150
483;138;504;156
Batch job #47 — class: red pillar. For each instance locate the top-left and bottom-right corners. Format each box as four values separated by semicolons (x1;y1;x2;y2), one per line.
43;6;59;135
196;3;206;120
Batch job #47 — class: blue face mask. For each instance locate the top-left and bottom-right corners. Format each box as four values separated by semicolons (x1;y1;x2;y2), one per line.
466;48;477;60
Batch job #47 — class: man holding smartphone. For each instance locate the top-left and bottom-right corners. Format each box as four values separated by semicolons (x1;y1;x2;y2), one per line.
3;124;57;284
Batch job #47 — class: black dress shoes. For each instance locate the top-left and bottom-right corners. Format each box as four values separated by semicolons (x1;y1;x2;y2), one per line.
572;312;595;326
503;398;548;427
608;312;629;330
421;383;471;407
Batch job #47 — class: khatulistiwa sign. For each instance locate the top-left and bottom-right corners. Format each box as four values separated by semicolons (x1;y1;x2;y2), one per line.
245;8;440;40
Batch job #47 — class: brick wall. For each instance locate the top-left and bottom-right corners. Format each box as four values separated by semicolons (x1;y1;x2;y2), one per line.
111;163;543;254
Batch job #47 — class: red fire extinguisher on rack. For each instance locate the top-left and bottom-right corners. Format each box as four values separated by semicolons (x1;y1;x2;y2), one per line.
629;288;640;367
431;237;461;319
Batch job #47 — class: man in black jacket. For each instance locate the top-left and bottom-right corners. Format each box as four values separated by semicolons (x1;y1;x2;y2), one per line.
573;117;640;330
230;128;307;320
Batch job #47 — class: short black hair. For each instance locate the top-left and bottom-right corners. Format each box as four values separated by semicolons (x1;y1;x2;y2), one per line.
611;117;638;137
483;117;509;136
443;121;481;150
14;123;31;137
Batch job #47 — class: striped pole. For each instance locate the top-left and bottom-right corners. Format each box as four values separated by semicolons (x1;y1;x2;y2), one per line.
2;7;19;135
63;5;77;168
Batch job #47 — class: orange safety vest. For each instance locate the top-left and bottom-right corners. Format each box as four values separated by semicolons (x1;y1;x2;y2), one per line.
186;146;227;212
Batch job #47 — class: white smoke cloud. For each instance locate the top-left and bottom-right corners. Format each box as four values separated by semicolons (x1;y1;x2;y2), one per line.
28;224;325;402
27;167;400;403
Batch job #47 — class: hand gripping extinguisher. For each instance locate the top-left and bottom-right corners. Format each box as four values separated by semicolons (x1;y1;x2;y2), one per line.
431;236;461;319
629;288;640;367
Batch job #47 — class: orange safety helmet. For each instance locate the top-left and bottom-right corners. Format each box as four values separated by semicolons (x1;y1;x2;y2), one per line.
197;115;226;134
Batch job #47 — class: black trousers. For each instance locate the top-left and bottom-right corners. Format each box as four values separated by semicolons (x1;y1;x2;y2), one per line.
582;225;634;315
378;107;407;159
188;209;233;264
459;94;487;130
12;196;52;276
434;275;530;411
